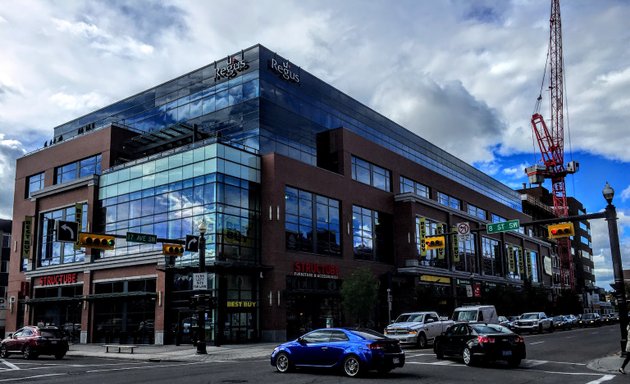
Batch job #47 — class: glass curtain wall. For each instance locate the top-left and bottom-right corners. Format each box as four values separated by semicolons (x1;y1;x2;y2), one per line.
99;142;261;264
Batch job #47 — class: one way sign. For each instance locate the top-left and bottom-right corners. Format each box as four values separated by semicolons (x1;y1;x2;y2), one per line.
185;235;200;252
56;220;79;242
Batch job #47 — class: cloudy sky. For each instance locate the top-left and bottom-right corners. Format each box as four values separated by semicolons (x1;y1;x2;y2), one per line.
1;0;628;290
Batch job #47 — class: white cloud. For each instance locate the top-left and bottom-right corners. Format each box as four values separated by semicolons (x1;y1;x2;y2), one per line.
0;134;26;219
49;91;108;112
621;185;630;202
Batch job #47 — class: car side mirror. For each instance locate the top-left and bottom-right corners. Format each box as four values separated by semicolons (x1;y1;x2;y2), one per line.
297;337;306;345
426;318;434;323
7;333;13;338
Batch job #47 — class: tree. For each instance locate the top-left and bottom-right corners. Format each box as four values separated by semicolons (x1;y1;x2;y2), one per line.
341;267;380;327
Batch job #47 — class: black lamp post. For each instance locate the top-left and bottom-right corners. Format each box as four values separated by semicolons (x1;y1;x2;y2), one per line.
196;220;207;354
603;182;628;356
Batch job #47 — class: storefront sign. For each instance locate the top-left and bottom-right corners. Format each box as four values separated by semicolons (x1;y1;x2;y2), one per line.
543;256;552;275
39;272;78;286
22;216;33;260
269;58;300;83
227;300;257;308
420;275;450;284
293;261;339;279
215;56;249;81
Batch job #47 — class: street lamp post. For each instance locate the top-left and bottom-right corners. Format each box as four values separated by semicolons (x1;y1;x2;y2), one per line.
603;182;628;356
196;220;207;355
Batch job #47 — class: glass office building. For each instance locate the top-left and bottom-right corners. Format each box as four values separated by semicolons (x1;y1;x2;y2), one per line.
11;44;552;344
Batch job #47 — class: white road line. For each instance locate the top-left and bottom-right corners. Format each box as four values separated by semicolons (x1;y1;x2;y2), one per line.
586;375;616;384
0;373;65;382
524;360;548;367
0;360;19;370
406;353;435;358
529;341;545;345
406;361;460;366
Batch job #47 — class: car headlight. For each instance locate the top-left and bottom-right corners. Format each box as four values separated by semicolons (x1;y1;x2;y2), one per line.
408;329;418;335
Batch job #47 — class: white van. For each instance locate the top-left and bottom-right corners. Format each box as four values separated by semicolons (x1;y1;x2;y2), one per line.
452;305;498;324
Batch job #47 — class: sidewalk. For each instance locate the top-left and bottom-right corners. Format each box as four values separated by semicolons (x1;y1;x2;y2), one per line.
587;352;626;375
66;342;278;362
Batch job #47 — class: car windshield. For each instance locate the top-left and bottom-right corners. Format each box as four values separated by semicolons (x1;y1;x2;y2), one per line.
394;314;423;323
583;314;596;319
349;329;387;340
521;313;539;319
471;324;511;334
40;329;64;338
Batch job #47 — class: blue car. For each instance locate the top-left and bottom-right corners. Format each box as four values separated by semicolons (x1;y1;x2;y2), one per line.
270;328;405;377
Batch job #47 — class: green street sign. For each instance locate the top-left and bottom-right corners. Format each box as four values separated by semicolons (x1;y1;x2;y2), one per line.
126;232;157;244
486;219;520;234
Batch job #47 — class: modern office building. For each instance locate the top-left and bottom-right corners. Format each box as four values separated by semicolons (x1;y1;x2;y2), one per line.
8;44;555;344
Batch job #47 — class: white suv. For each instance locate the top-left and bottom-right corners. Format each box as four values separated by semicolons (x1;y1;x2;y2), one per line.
514;312;554;334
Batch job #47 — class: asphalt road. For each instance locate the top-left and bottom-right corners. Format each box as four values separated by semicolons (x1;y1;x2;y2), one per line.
0;324;624;384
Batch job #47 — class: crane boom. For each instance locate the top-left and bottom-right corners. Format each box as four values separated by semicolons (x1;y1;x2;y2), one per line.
526;0;578;290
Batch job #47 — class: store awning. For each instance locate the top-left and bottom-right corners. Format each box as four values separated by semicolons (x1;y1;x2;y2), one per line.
83;291;157;301
25;296;83;304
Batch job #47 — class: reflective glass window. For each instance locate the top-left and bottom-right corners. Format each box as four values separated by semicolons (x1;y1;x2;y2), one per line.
26;172;45;198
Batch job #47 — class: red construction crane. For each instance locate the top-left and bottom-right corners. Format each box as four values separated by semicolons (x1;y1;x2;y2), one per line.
525;0;579;290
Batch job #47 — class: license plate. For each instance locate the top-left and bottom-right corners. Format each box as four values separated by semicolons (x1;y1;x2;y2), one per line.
393;357;400;364
51;340;57;344
502;350;512;356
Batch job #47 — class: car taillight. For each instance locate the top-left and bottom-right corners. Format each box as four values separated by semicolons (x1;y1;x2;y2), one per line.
477;336;495;344
369;343;384;350
515;335;524;343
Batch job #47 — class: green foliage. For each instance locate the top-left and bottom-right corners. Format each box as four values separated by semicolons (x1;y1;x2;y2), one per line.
341;267;380;326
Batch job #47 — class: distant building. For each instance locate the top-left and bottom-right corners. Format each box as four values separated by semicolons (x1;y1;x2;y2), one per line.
518;185;595;312
0;219;10;335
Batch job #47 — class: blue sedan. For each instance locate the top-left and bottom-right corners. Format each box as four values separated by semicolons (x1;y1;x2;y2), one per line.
271;328;405;377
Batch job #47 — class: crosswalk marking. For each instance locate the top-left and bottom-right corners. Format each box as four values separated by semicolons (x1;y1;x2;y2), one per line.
0;360;19;370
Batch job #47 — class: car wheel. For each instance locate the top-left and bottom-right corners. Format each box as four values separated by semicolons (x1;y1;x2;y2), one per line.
462;347;476;366
55;352;65;360
0;345;8;358
508;357;522;368
275;352;291;373
23;346;36;360
435;342;445;360
343;355;362;377
417;333;428;349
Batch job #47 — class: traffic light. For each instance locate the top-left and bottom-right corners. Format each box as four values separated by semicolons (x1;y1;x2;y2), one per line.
547;222;574;239
162;243;184;257
424;235;445;250
77;232;116;250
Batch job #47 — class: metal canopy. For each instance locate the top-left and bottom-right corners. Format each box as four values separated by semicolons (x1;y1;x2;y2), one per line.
121;123;209;160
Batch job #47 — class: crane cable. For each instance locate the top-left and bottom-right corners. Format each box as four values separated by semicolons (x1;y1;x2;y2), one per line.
531;45;552;165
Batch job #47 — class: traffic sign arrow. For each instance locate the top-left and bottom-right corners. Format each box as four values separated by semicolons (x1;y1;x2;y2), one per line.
56;220;79;242
186;234;200;252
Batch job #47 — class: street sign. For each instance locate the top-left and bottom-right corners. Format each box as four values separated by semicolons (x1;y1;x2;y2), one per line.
126;232;157;244
456;222;470;235
186;235;200;252
56;220;79;242
456;222;471;241
486;219;520;234
193;272;208;290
